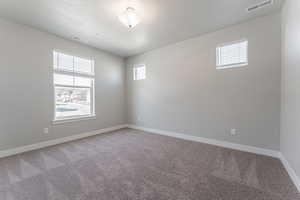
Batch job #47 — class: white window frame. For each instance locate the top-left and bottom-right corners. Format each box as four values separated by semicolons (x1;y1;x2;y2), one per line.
52;50;96;124
216;39;248;70
133;64;146;81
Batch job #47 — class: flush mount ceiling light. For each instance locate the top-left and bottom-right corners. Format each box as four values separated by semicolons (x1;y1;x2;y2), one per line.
118;7;140;28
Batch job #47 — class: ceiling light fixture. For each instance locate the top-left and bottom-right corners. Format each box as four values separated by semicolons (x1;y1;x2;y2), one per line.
118;7;140;28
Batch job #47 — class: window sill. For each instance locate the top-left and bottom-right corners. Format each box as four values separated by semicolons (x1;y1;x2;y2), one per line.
216;63;248;70
52;115;96;125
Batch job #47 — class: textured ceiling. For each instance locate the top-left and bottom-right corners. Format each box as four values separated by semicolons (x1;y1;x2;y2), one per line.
0;0;284;57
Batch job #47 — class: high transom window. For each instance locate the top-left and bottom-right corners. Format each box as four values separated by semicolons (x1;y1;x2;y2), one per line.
133;64;146;80
216;40;248;69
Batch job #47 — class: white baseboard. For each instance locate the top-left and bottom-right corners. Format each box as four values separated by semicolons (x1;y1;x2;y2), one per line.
128;125;279;158
279;153;300;192
0;124;127;159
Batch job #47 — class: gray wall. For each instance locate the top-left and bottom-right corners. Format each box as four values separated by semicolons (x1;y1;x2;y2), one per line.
0;18;126;151
126;13;281;150
281;0;300;177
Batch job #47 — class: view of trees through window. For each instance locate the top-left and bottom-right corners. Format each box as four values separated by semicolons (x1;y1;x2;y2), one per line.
55;87;91;118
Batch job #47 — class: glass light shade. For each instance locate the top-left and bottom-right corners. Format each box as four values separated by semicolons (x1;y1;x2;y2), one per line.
118;7;140;28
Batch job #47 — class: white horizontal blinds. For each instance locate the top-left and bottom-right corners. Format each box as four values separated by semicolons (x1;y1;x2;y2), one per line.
217;40;248;67
133;65;146;80
53;74;93;87
74;76;92;87
54;74;74;86
53;51;94;75
74;57;94;75
53;51;94;87
54;52;74;72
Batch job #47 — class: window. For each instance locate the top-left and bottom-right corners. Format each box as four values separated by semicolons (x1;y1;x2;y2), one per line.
216;40;248;69
133;64;146;80
53;51;95;122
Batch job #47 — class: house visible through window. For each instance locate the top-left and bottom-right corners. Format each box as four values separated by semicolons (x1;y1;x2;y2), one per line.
53;51;95;121
133;64;146;80
216;40;248;69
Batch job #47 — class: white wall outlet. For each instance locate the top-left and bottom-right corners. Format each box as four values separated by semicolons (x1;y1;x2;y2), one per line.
43;128;49;134
230;128;237;136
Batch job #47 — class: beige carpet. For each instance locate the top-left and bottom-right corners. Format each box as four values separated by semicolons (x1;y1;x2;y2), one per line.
0;128;299;200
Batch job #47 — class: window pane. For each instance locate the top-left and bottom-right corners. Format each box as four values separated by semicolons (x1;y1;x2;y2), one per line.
217;40;248;67
74;57;93;74
74;76;92;87
56;53;74;72
137;66;146;79
54;73;73;86
133;65;146;80
55;87;91;118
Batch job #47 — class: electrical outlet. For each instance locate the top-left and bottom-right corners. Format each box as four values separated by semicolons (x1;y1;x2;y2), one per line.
230;129;236;136
44;128;49;134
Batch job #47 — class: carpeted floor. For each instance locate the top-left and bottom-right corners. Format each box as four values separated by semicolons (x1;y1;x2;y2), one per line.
0;128;299;200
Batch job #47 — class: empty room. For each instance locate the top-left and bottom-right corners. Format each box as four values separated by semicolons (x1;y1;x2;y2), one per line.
0;0;300;199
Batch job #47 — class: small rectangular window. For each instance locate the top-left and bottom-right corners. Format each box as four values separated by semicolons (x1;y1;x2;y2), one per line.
133;64;146;80
216;40;248;69
53;51;95;122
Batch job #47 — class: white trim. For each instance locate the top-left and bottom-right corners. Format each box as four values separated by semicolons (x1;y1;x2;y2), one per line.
216;63;248;70
54;70;95;78
217;39;248;49
127;124;279;158
54;84;92;89
279;153;300;192
0;124;127;159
